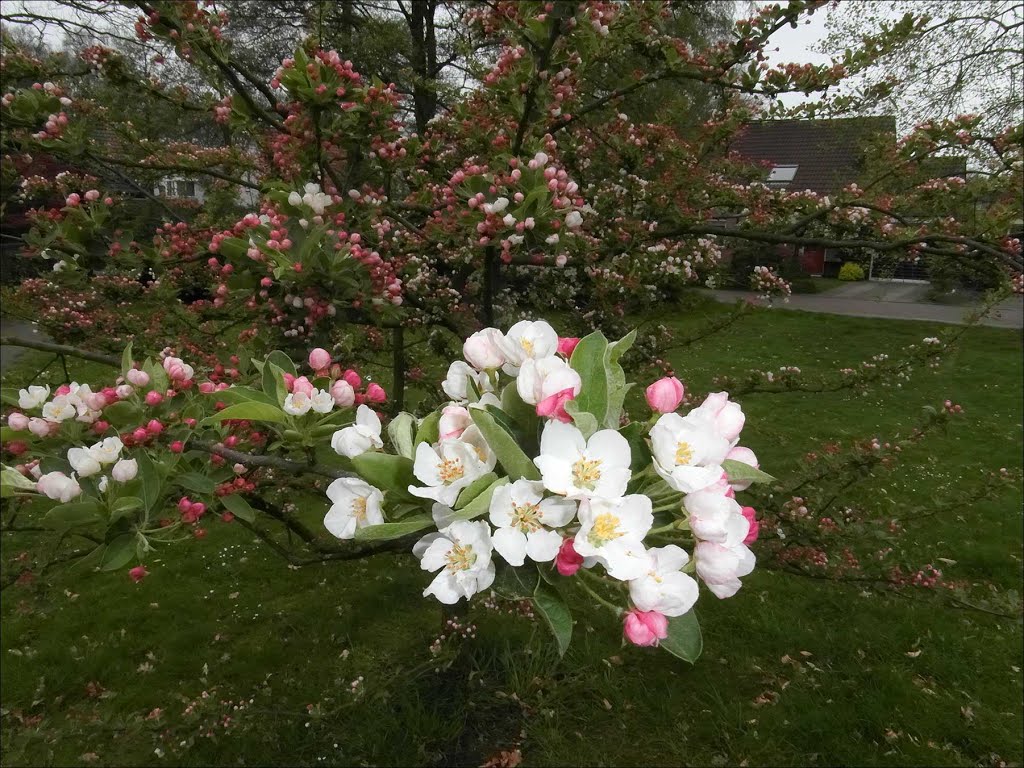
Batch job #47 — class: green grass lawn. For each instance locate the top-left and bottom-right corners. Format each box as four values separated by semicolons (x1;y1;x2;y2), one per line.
2;300;1022;767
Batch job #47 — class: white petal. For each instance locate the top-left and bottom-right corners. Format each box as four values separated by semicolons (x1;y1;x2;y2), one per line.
525;529;562;562
419;537;454;572
492;526;527;566
586;429;630;468
323;505;357;540
424;571;463;604
537;496;576;527
539;420;585;459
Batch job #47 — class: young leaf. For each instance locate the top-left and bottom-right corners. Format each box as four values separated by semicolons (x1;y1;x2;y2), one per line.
534;581;573;656
100;534;137;571
202;402;290;426
387;412;416;459
221;494;257;523
354;515;433;541
470;409;540;481
265;349;297;377
1;465;37;497
453;477;508;520
722;459;776;484
453;472;498;510
136;451;162;514
415;411;441;446
351;453;417;500
660;611;703;663
174;473;217;495
121;341;134;377
43;500;103;529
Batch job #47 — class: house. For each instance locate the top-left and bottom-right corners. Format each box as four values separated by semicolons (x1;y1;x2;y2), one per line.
727;116;898;277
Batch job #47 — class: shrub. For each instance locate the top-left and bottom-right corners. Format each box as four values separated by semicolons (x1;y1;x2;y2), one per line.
839;262;866;281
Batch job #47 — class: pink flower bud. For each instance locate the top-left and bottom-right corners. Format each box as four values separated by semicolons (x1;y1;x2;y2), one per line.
177;497;193;513
282;373;296;391
7;412;29;431
132;427;149;443
536;387;575;423
84;189;100;201
645;376;684;414
557;337;580;357
291;376;315;397
330;379;355;407
101;387;119;402
145;390;163;406
365;383;387;403
146;419;164;434
116;384;135;399
556;536;584;576
170;441;185;453
129;565;148;583
198;381;216;394
92;420;110;434
308;348;331;370
741;506;759;545
126;369;150;387
343;369;361;388
55;384;71;397
623;609;669;647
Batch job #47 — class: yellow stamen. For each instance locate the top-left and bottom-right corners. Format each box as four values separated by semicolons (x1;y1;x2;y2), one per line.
520;338;534;355
510;502;542;533
675;441;693;466
352;496;368;522
572;457;603;490
438;457;464;484
588;512;624;547
444;542;476;572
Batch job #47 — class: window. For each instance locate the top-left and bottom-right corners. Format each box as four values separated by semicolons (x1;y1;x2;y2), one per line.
766;164;798;189
157;178;199;199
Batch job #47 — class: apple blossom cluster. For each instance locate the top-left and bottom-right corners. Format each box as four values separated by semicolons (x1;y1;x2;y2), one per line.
319;320;769;656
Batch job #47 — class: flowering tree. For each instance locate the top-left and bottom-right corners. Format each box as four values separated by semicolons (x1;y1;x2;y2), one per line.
1;0;1022;655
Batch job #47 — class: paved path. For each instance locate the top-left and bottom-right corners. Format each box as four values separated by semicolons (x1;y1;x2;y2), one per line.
710;283;1023;329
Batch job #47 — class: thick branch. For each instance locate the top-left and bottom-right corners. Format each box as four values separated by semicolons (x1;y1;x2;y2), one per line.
190;439;353;480
0;336;120;367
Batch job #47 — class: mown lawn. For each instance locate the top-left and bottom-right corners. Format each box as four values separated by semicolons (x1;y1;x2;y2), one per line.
2;299;1022;767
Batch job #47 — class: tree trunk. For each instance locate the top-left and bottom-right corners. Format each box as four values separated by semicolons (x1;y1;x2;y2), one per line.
408;0;439;134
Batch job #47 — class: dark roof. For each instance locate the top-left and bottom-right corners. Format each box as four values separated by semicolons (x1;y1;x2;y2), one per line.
730;117;897;195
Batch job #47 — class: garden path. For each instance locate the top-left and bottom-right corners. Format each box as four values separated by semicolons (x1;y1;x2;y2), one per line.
710;283;1024;329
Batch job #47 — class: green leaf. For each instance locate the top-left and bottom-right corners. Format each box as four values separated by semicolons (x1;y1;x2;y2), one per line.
211;386;278;407
102;400;141;427
109;496;144;520
563;399;599;439
568;331;610;430
534;581;573;656
261;362;289;407
722;459;776;485
453;476;508;521
605;329;636;427
387;412;416;459
174;472;217;495
499;383;538;434
491;562;537;600
221;494;256;523
136;451;162;513
470;408;539;481
100;534;137;571
44;500;102;528
354;515;432;541
660;611;703;663
0;390;20;407
121;341;134;377
265;349;297;377
415;411;441;446
202;402;290;426
453;472;498;510
1;466;37;497
351;453;416;500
